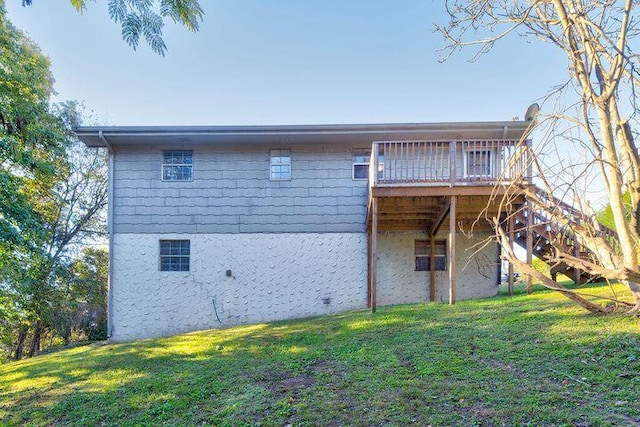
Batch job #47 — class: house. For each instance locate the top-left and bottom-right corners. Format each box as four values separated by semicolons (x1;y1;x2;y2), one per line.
76;120;534;342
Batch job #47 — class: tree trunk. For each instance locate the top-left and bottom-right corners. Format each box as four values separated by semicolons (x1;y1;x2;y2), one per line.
628;281;640;313
13;328;28;360
27;323;43;358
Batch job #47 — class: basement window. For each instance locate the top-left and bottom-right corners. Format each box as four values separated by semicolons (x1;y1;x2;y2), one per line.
162;150;193;181
160;240;190;271
270;149;291;181
415;240;447;271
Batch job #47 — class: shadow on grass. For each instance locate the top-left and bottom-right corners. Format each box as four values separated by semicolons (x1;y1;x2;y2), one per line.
1;287;639;426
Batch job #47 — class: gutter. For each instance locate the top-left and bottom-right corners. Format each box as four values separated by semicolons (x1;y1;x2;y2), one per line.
75;121;532;147
79;126;529;138
99;131;115;340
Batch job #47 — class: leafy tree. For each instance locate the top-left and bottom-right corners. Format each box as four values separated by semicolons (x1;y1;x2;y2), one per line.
438;1;640;313
22;0;204;56
2;118;108;359
0;0;64;251
598;192;633;231
51;248;108;344
0;3;108;358
0;0;66;358
11;105;107;358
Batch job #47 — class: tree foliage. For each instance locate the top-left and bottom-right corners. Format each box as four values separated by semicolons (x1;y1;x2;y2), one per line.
438;1;640;313
0;4;108;360
0;1;64;250
50;247;108;344
22;0;204;56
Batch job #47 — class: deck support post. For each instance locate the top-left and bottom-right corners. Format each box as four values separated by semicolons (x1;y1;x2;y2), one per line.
367;224;372;308
508;213;515;295
429;198;452;302
448;195;457;304
370;197;378;313
572;243;581;285
430;234;436;301
525;203;533;294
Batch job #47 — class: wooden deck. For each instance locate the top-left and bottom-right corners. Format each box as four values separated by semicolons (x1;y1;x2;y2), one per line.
366;139;533;311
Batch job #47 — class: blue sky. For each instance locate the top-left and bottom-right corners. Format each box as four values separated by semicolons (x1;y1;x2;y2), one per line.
6;1;566;126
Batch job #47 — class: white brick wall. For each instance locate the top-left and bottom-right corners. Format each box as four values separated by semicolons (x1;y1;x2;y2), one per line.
111;233;368;341
110;230;500;341
376;231;499;305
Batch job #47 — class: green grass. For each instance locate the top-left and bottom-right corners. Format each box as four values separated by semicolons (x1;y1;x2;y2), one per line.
1;284;639;426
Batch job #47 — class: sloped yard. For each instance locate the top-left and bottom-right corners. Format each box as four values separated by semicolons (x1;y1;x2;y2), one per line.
1;284;639;426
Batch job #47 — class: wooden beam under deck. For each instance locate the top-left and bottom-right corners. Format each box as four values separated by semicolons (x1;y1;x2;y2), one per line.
429;198;451;236
377;220;495;233
366;183;530;308
375;191;525;234
371;185;525;198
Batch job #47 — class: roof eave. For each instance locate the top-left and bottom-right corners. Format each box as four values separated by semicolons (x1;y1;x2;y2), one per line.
75;121;533;148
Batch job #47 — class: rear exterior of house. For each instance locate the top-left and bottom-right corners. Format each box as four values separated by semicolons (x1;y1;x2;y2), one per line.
77;121;532;342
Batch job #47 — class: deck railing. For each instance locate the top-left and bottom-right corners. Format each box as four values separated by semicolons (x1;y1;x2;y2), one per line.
369;139;532;186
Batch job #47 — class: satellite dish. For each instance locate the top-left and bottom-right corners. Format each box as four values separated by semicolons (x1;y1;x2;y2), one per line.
524;103;540;122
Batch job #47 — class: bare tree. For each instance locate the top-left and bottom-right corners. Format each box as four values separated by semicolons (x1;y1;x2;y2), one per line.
437;1;640;313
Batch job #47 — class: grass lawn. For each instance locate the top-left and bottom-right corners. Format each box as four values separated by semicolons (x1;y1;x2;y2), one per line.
1;284;639;426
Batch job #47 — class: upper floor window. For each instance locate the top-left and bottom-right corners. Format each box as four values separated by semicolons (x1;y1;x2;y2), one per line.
352;149;370;180
415;239;447;271
160;240;190;271
270;149;291;181
162;150;193;181
465;150;492;178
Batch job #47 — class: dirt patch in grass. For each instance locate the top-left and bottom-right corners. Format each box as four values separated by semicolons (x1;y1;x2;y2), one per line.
306;358;331;372
611;413;640;427
269;374;316;394
395;351;417;373
457;403;504;425
479;357;522;376
257;367;318;395
255;359;350;398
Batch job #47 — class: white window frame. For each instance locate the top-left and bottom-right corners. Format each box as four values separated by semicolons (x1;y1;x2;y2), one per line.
162;150;193;182
464;149;493;178
270;149;291;181
159;240;191;272
415;239;447;271
352;149;371;180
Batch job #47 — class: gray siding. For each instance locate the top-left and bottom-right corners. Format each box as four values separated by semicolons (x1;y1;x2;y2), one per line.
112;144;368;233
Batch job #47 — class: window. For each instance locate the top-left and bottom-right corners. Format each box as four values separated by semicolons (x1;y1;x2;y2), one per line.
160;240;190;271
162;150;193;181
270;149;291;181
415;240;447;271
352;149;371;180
353;148;385;180
465;150;492;177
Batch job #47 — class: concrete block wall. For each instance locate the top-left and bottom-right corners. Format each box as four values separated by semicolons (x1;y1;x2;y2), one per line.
376;231;499;305
110;232;367;341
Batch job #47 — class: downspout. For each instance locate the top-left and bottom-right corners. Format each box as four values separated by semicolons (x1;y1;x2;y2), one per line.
98;131;115;340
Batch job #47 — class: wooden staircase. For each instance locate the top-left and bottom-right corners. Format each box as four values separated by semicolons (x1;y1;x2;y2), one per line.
509;185;614;284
